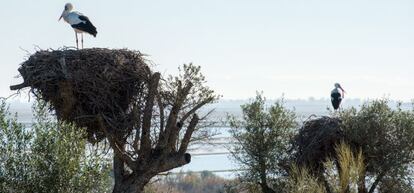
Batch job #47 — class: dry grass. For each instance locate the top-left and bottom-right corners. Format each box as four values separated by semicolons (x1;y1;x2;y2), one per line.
288;142;365;193
288;165;327;193
324;142;365;193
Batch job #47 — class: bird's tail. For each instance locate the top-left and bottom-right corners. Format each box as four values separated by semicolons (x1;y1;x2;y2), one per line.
91;27;97;37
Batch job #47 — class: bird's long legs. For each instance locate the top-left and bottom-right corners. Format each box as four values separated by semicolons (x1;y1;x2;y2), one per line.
81;33;84;49
75;32;79;49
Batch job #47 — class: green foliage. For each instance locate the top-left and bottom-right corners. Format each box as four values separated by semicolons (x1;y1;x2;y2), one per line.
0;100;112;193
228;93;297;192
162;63;220;111
379;177;414;193
339;99;414;190
0;101;32;191
157;63;220;150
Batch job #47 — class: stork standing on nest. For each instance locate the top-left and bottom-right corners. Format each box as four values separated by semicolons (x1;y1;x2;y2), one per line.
59;3;97;49
331;83;345;111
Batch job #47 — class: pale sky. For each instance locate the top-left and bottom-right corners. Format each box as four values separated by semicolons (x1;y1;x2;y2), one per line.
1;0;414;100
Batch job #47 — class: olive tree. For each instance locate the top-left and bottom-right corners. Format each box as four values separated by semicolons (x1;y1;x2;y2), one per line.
109;64;219;193
339;99;414;193
228;94;297;193
0;100;112;193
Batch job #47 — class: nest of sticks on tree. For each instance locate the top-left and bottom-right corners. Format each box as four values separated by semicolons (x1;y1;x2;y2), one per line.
291;116;347;173
10;48;152;143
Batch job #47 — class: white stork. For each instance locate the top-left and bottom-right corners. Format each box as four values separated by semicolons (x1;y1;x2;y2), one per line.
59;3;97;49
331;83;345;111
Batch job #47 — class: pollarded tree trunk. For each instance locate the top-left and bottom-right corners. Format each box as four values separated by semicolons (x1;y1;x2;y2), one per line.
112;172;150;193
111;151;192;193
84;64;215;193
87;63;218;193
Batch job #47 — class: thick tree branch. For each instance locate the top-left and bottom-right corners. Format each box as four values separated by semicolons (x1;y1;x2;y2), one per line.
139;73;160;158
156;81;181;149
167;82;193;148
178;114;199;154
157;153;192;173
157;81;193;150
157;95;165;134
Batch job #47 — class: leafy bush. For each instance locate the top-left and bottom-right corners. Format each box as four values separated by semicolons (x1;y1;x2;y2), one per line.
339;99;414;192
228;93;297;193
0;100;112;193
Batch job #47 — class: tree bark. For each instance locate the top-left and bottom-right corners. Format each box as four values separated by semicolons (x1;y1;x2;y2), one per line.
112;153;126;193
111;152;191;193
258;157;276;193
112;172;151;193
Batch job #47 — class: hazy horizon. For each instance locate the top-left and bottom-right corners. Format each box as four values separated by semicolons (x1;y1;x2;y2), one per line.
2;1;414;101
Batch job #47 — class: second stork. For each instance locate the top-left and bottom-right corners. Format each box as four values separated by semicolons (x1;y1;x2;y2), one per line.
331;83;345;111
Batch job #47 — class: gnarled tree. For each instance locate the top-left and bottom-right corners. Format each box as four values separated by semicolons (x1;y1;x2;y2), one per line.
110;63;219;193
10;48;219;193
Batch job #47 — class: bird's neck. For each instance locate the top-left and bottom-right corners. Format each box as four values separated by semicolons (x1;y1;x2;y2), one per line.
62;10;71;17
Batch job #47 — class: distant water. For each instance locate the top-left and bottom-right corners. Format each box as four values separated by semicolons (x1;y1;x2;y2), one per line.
7;98;414;178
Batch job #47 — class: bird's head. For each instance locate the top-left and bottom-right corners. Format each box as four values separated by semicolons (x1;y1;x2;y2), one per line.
59;3;73;21
334;83;346;94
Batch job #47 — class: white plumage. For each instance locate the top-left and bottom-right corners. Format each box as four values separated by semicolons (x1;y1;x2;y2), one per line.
63;11;85;26
59;3;97;49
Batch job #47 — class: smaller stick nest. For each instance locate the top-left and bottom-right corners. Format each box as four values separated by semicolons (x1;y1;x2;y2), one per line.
291;116;346;173
11;48;151;142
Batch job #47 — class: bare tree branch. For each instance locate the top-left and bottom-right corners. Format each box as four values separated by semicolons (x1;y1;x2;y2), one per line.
140;73;160;159
157;95;165;134
179;97;213;124
157;153;192;173
157;81;193;150
179;114;199;154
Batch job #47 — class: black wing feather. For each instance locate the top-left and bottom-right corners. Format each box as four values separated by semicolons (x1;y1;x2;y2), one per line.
71;15;97;37
331;92;342;110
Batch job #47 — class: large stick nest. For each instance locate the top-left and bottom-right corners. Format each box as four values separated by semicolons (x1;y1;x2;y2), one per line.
291;116;346;173
11;48;152;142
